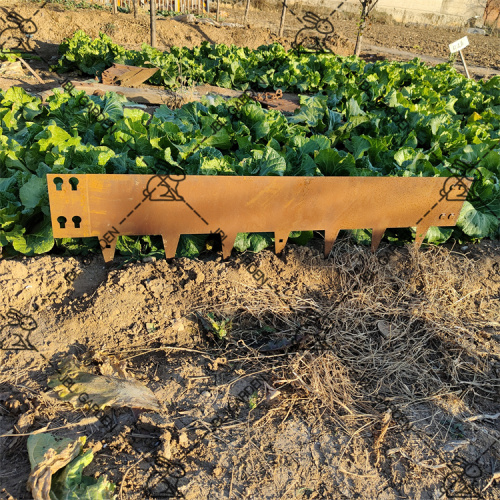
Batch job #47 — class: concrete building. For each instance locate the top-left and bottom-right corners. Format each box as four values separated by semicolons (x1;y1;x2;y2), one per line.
298;0;488;26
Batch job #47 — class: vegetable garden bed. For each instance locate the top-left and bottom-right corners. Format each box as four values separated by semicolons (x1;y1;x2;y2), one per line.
0;32;499;260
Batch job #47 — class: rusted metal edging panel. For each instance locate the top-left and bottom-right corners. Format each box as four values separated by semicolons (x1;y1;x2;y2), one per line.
47;174;472;263
101;64;159;87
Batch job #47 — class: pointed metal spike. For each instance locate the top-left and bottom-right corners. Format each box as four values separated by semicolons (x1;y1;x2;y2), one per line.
221;232;237;259
371;228;386;253
414;225;430;249
101;238;117;264
162;233;180;259
324;228;340;257
274;232;289;254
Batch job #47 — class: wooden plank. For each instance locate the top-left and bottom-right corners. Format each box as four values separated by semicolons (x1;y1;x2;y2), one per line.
37;81;301;112
279;0;287;37
459;49;471;79
37;81;183;105
244;0;250;23
102;64;159;86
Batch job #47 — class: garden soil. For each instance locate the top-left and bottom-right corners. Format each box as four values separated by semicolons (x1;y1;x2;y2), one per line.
1;1;500;499
0;0;499;94
1;237;500;499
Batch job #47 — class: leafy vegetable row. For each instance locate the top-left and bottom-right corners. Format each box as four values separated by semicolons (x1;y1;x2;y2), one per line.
0;32;499;258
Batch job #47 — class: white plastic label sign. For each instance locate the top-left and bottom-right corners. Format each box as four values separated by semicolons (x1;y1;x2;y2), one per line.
449;37;469;53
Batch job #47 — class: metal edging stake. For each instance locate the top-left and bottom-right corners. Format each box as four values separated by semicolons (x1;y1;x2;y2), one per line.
459;49;471;79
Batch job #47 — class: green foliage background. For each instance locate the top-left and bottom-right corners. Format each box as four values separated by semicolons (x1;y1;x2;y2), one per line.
0;32;499;258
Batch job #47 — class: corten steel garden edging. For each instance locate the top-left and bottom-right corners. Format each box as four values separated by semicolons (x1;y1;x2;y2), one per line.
47;174;473;263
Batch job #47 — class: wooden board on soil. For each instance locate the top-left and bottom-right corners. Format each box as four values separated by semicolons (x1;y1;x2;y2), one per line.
35;81;300;111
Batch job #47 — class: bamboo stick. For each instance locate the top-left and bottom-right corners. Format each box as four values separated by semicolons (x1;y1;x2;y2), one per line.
459;50;471;79
279;0;287;37
150;0;156;47
18;57;44;84
244;0;250;23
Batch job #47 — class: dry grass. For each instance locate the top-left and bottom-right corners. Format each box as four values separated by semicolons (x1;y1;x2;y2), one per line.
198;237;500;440
1;238;499;498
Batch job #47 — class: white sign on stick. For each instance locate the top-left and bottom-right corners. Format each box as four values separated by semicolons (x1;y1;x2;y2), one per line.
449;36;469;54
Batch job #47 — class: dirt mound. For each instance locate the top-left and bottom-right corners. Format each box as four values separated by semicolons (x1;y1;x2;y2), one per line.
1;238;499;499
0;0;275;54
0;0;356;59
292;32;354;57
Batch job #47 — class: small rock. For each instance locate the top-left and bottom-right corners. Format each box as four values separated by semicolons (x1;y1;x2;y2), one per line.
178;432;189;448
5;398;21;414
173;13;195;23
0;61;24;77
442;439;469;453
92;441;103;453
160;430;173;460
138;413;173;429
213;466;225;479
171;319;184;332
377;320;403;338
201;390;211;398
467;28;486;35
208;357;227;371
461;246;469;251
143;256;156;263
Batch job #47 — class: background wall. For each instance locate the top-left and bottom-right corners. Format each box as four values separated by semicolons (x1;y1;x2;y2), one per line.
294;0;488;26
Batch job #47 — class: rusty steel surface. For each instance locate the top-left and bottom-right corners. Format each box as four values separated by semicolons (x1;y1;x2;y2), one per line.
249;89;284;109
47;174;472;263
101;64;159;87
181;85;300;112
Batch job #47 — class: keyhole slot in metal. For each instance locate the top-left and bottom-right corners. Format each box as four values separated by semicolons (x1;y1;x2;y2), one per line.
69;177;79;191
57;216;67;229
72;216;82;229
53;177;63;191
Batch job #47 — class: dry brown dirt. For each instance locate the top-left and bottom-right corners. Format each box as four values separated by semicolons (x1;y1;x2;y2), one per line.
1;0;498;95
1;237;500;499
0;0;499;86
